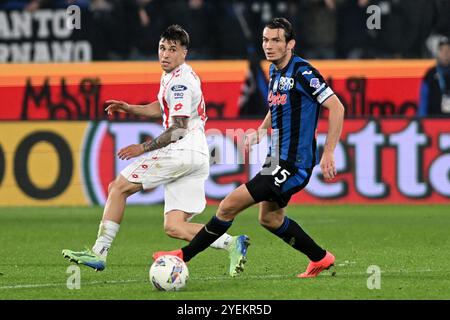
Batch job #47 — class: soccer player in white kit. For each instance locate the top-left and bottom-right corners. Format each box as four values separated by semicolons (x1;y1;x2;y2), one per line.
62;25;250;277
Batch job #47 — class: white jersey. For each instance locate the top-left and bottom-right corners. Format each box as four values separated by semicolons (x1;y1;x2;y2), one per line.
157;63;208;155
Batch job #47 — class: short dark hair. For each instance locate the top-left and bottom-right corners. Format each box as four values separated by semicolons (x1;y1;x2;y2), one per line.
264;17;295;42
438;36;450;48
160;25;190;48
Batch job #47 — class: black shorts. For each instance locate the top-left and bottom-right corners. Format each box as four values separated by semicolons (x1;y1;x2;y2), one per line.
245;158;312;208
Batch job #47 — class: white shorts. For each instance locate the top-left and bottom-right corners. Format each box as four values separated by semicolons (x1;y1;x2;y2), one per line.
120;148;209;216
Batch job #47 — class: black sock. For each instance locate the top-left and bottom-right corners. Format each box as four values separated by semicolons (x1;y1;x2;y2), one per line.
181;216;233;262
266;217;326;262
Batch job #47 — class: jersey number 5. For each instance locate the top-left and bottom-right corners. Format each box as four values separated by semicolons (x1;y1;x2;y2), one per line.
271;165;291;187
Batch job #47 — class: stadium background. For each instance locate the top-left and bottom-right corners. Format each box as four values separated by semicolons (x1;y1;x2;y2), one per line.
0;0;450;301
1;0;449;206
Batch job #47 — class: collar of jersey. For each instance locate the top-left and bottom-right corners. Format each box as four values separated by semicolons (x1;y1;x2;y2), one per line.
164;63;185;76
273;54;295;74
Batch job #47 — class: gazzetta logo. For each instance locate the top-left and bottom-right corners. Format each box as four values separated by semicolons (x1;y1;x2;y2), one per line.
78;119;450;207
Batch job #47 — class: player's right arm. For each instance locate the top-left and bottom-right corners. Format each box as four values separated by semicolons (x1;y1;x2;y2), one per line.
320;95;344;180
105;100;162;118
244;110;271;150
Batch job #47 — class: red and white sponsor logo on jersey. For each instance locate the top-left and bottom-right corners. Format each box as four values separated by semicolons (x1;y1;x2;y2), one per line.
268;91;287;107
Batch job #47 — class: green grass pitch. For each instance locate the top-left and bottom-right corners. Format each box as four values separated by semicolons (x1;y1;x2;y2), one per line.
0;205;449;300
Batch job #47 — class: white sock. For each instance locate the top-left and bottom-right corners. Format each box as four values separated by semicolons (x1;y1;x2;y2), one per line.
210;233;233;250
92;220;120;258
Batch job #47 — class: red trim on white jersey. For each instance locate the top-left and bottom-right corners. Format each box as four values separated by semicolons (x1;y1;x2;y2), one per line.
197;95;207;122
162;96;170;128
161;72;177;128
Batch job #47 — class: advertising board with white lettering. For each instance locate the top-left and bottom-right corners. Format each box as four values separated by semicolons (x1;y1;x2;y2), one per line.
0;119;448;206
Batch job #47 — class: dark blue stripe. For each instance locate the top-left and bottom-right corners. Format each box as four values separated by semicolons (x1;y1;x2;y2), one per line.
281;168;308;193
280;62;296;161
296;99;317;168
281;96;291;160
311;100;321;166
269;73;278;129
273;216;290;235
257;68;269;102
212;215;233;227
275;77;283;159
288;87;301;163
418;82;429;116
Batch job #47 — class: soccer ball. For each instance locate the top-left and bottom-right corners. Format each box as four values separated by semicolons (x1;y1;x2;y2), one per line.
149;255;189;291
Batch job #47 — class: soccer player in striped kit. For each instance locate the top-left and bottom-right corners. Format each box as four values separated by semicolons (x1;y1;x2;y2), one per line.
154;18;345;278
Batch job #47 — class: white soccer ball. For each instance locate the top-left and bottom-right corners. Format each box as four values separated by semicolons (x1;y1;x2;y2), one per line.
149;255;189;291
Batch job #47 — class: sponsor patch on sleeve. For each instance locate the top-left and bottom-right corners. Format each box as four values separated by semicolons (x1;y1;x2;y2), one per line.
312;83;326;96
309;78;321;89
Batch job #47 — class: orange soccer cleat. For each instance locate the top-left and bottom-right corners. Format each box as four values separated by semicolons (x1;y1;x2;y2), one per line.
298;251;335;278
152;249;184;261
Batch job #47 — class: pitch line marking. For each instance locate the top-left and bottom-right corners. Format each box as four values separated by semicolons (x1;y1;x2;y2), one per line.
0;269;445;290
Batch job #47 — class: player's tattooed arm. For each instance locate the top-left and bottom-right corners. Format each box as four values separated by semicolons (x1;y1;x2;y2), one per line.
117;117;188;160
142;116;189;152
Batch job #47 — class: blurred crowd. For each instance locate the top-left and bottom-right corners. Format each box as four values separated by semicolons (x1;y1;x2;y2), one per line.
1;0;449;61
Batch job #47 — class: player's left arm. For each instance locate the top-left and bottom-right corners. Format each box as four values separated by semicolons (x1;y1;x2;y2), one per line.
142;116;188;152
244;110;271;150
117;116;188;160
320;95;345;180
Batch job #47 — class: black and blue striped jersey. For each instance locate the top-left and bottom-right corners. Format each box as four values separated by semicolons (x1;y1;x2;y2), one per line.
267;54;334;169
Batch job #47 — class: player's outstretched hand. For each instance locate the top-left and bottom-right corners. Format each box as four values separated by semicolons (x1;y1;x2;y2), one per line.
243;132;258;152
320;151;337;180
118;144;145;160
105;100;131;115
244;129;266;152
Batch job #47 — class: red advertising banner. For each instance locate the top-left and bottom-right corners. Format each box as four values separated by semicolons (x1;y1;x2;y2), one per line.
0;62;247;120
314;60;434;117
0;60;435;120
